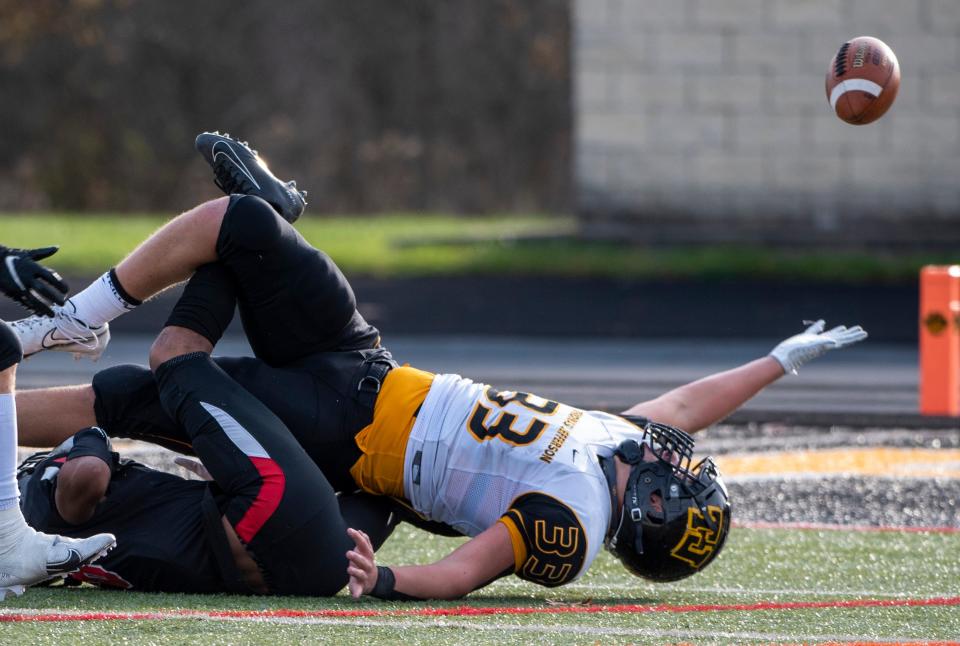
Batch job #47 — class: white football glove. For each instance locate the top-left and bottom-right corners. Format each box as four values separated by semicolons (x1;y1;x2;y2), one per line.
769;319;868;374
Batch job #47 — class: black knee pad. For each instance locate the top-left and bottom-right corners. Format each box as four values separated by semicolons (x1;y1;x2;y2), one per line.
219;195;285;252
164;263;237;345
92;364;194;453
92;364;155;433
0;320;23;371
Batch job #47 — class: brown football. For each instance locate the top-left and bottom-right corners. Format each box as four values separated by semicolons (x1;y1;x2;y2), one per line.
825;36;900;125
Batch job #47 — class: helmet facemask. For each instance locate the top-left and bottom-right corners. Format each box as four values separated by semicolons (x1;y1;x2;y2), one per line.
602;422;731;582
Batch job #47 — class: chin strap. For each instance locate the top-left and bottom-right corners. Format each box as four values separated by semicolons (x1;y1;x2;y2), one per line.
598;455;622;544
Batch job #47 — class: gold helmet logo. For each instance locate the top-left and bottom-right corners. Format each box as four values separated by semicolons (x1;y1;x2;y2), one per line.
670;505;726;569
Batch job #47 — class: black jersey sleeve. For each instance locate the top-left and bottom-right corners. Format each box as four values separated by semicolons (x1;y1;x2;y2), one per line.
498;492;588;588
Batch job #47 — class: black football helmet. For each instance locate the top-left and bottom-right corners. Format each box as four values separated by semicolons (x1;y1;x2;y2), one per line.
600;421;731;582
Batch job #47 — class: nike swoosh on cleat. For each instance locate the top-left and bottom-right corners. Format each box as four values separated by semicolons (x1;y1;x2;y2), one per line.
211;141;261;190
46;548;84;574
40;328;92;349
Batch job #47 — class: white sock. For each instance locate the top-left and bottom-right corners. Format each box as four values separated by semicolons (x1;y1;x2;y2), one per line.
67;270;139;327
0;394;19;511
0;507;29;545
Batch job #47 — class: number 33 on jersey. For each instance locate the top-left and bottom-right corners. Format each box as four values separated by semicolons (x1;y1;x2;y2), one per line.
402;374;649;587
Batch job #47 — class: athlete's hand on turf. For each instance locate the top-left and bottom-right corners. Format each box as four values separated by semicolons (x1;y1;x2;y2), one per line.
346;527;378;599
0;245;69;317
769;319;868;374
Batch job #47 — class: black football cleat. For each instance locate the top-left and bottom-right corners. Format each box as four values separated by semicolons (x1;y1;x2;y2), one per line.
195;132;307;223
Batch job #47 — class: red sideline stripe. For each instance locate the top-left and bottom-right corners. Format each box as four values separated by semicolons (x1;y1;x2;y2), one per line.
736;520;960;534
3;596;960;622
234;456;285;543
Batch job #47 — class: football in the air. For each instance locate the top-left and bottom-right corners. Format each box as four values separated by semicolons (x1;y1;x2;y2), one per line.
825;36;900;125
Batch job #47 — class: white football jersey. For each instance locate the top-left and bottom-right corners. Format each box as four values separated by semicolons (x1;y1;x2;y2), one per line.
401;373;648;586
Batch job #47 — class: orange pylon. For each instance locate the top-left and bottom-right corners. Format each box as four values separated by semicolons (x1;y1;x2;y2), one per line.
919;265;960;416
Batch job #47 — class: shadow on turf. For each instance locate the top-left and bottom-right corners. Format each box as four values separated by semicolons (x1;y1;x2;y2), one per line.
36;584;663;607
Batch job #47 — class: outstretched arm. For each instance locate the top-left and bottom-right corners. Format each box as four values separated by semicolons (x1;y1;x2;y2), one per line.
622;356;783;433
346;523;515;600
622;320;868;433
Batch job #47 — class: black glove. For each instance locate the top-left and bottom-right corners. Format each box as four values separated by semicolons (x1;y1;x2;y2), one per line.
0;245;69;317
0;319;23;371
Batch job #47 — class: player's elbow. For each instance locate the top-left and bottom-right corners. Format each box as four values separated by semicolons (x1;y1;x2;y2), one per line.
628;396;695;434
55;456;111;525
433;571;483;600
422;583;469;600
668;401;699;433
658;398;704;434
430;583;467;600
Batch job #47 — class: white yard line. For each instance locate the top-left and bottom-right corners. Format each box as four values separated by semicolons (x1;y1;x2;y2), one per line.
486;580;958;598
2;607;952;643
5;610;930;643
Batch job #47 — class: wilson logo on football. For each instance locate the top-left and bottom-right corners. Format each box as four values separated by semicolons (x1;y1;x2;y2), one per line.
670;505;726;569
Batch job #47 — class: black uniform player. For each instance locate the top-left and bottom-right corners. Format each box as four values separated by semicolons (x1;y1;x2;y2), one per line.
17;427;396;594
10;135;404;596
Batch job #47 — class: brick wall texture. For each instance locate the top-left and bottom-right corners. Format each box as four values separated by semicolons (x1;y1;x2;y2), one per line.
575;0;960;245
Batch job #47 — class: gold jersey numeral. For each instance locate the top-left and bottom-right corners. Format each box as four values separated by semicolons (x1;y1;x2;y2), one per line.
464;387;560;446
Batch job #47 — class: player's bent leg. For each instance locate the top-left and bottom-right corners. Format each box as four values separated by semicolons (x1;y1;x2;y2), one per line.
112;197;227;303
243;494;396;596
6;197;228;360
154;350;359;595
215;194;380;365
89;354;359;466
239;493;398;596
338;492;398;553
162;263;238;350
149;327;214;372
91;364;194;453
15;385;97;449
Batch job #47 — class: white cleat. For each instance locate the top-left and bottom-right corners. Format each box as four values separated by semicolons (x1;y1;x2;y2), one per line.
0;521;116;600
5;300;110;361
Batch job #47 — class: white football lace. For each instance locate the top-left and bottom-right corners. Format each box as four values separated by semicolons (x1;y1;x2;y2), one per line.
52;309;102;351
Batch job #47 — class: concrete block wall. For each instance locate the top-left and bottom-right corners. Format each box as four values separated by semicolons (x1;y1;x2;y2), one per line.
575;0;960;244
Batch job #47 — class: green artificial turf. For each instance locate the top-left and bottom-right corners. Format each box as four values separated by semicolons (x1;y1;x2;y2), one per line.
1;212;954;283
3;524;959;644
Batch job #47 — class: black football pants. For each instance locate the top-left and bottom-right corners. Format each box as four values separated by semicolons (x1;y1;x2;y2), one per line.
94;194;396;491
94;194;398;594
154;351;394;596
